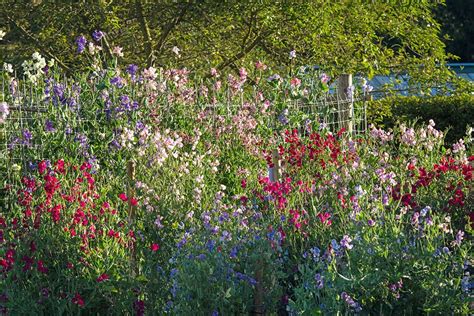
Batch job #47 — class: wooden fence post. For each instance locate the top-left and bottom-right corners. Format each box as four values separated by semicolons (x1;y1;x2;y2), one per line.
268;149;281;182
127;160;138;277
337;74;353;134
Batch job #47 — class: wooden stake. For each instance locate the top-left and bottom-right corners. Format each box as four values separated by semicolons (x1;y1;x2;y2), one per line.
269;149;281;182
127;160;138;277
337;74;353;134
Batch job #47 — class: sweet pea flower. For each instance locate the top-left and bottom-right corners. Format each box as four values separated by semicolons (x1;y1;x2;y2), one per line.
92;30;104;42
0;102;9;124
151;243;160;252
118;193;128;202
75;35;87;54
96;273;110;282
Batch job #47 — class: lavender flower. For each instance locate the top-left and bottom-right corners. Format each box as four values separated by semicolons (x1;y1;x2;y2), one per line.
0;102;9;124
267;74;281;82
340;235;353;250
461;276;472;293
74;133;89;151
206;239;216;252
92;30;104;42
452;139;465;154
346;85;355;101
341;292;362;313
119;95;131;111
21;129;32;147
314;273;324;289
278;109;289;125
154;216;164;229
420;206;431;217
330;239;340;251
454;230;464;247
111;76;125;89
127;64;139;79
44;119;55;132
220;230;231;242
442;246;451;255
309;246;321;261
75;36;87;54
361;78;373;94
229;247;238;258
52;83;67;105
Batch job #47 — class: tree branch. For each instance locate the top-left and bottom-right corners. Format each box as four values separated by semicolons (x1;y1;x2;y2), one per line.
155;3;190;58
214;32;266;73
135;0;155;67
6;15;70;72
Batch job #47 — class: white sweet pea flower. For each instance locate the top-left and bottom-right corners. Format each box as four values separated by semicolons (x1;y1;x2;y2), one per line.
112;46;124;57
0;102;10;124
172;46;181;57
0;30;6;41
3;63;13;73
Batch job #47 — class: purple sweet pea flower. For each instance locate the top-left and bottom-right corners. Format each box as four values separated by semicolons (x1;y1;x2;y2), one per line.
92;30;104;42
127;64;139;81
44;119;55;132
340;235;353;250
314;273;324;289
110;76;125;89
341;292;362;313
454;230;464;247
75;36;87;54
22;129;32;142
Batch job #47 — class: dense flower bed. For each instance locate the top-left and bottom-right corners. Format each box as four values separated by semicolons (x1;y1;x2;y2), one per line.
0;36;472;315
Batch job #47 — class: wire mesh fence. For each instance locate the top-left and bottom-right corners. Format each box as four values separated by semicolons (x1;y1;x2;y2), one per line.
0;73;367;208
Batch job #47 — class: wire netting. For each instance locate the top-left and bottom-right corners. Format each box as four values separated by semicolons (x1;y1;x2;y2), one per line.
0;74;367;208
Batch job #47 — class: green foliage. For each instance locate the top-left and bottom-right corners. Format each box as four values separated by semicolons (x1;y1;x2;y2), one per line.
0;1;452;81
368;94;474;144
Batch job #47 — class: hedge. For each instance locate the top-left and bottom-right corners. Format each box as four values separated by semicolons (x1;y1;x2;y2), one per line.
367;94;474;144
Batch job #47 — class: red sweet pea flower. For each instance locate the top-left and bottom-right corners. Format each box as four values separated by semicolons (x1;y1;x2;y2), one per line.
30;241;37;253
80;162;91;171
55;159;65;174
38;160;47;174
151;243;160;252
37;260;48;274
96;273;110;282
317;212;332;226
130;198;138;206
72;293;84;307
118;193;128;202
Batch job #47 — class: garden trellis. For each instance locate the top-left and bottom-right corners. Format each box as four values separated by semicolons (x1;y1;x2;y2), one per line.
0;72;367;208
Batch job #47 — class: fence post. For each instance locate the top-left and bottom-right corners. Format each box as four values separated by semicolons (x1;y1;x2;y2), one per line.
337;74;353;134
268;149;281;182
127;160;138;277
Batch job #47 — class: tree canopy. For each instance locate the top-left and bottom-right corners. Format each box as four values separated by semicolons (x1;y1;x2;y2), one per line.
0;0;455;81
